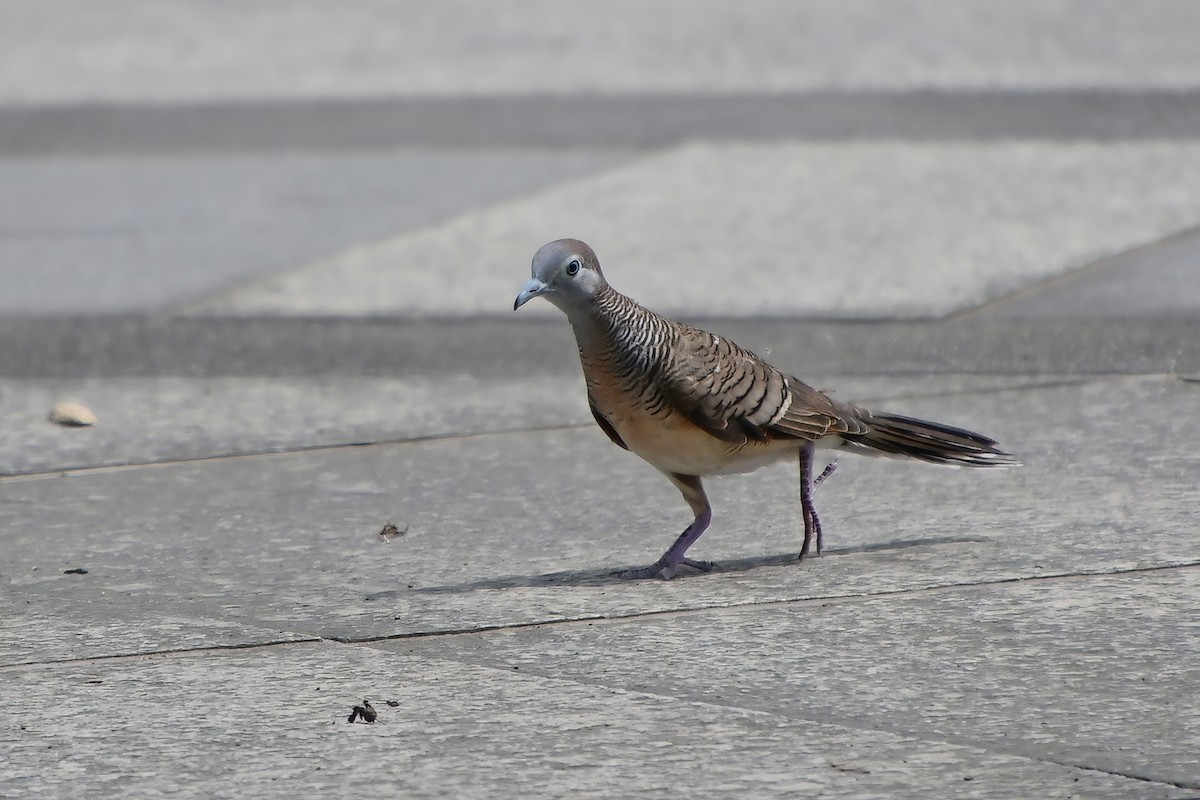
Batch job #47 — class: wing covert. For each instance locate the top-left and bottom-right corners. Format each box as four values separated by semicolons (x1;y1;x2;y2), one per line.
657;325;854;445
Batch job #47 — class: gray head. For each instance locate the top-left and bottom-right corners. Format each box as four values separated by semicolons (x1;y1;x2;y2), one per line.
513;238;607;312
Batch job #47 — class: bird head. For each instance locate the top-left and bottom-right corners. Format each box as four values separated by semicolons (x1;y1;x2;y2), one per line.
514;239;606;312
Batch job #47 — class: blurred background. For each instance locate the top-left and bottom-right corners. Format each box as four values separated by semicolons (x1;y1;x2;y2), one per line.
1;0;1198;457
3;0;1200;318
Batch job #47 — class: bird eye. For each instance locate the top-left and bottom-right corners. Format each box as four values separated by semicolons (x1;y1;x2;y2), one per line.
565;259;581;276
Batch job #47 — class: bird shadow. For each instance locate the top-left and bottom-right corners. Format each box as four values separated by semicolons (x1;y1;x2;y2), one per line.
367;534;990;599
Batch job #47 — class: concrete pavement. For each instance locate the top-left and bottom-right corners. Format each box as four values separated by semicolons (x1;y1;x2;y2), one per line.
2;3;1199;798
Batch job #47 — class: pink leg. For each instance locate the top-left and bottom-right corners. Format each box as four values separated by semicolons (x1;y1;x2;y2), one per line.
799;445;838;559
619;473;713;580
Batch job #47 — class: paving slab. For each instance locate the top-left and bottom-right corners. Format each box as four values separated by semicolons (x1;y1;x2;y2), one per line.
0;641;1190;799
2;3;1196;796
9;91;1200;157
0;589;313;667
0;150;628;315
3;315;1198;380
0;373;1065;476
4;1;1200;103
967;227;1200;321
1;376;1195;649
0;374;589;475
388;568;1200;790
198;142;1200;319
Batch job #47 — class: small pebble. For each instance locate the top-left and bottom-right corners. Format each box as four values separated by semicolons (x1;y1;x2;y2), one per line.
49;401;97;427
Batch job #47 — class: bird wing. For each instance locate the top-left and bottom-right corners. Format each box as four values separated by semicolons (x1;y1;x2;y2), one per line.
588;391;630;450
660;324;863;445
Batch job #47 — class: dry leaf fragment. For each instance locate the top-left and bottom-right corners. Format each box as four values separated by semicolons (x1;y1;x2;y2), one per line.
347;700;377;724
378;522;408;542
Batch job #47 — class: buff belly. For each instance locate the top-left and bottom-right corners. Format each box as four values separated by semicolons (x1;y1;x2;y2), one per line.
583;354;807;476
609;409;803;476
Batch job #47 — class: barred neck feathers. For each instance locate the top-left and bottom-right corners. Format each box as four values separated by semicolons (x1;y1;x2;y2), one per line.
571;284;676;410
570;283;651;350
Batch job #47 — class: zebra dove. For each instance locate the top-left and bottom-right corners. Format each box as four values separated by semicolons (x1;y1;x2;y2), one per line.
514;238;1017;579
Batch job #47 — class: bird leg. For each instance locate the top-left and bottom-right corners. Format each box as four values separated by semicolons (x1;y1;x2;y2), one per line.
618;473;713;580
798;444;837;559
814;458;838;488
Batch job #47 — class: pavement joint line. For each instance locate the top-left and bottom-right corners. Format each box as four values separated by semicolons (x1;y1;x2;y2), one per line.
0;373;1126;481
162;146;672;318
333;560;1200;644
0;423;596;483
0;636;325;672
345;605;1200;791
150;144;641;319
421;675;1200;792
7;561;1197;673
7;630;1193;791
415;665;1199;792
943;221;1200;322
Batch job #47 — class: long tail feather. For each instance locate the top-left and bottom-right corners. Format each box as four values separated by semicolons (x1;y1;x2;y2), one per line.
847;411;1019;467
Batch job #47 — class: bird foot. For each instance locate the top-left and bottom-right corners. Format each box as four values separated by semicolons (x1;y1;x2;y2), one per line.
616;557;713;580
798;455;837;561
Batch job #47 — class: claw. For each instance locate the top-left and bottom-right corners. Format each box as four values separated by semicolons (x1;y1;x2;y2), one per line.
616;563;675;580
616;556;713;581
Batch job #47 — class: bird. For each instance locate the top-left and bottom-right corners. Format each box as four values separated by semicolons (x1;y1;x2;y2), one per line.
514;239;1018;579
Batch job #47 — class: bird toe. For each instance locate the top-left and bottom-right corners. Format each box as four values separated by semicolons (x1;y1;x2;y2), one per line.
615;558;712;580
615;563;676;580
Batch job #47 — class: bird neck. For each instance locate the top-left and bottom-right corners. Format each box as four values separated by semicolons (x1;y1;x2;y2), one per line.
564;281;667;369
566;283;646;355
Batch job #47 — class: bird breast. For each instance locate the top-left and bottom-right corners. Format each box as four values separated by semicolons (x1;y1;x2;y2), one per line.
582;353;797;476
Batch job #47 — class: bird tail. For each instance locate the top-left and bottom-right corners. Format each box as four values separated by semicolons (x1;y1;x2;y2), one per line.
845;411;1019;467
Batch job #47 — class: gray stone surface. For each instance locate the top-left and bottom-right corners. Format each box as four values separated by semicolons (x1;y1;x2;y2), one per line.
0;373;1063;475
3;642;1182;800
3;3;1199;795
0;150;628;315
2;376;1196;648
8;91;1200;157
970;227;1200;321
3;316;1198;379
389;569;1200;789
0;590;313;667
199;142;1200;319
4;0;1200;102
0;374;588;475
